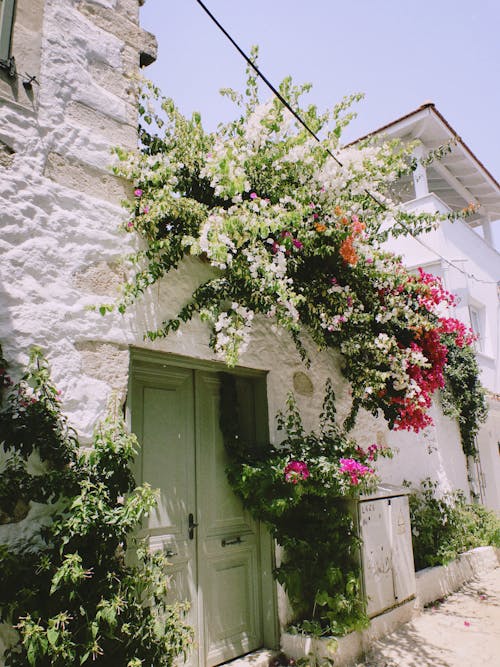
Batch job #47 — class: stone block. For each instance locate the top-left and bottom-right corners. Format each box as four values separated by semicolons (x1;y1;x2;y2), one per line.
77;0;157;66
15;0;45;34
117;0;140;21
0;140;15;168
89;60;134;101
75;341;130;395
65;100;136;148
73;260;127;297
44;152;132;205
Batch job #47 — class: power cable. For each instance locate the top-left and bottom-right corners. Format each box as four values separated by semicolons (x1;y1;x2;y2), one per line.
194;0;500;286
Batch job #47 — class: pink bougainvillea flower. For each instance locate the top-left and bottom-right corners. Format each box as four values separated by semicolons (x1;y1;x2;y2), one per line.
134;188;143;197
292;239;303;250
250;192;258;199
284;460;310;484
127;222;134;228
142;205;150;214
339;458;373;486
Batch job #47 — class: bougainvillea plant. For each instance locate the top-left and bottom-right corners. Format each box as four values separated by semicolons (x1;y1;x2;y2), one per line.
110;54;480;438
220;375;392;635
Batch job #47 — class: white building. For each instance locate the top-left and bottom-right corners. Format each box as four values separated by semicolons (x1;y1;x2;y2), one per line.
354;103;500;510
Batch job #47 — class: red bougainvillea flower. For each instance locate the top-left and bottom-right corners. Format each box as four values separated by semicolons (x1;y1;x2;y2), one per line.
284;460;310;484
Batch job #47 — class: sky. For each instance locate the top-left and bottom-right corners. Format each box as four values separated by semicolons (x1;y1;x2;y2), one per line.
140;0;500;246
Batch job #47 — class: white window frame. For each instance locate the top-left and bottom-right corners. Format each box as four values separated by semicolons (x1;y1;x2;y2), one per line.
468;304;484;353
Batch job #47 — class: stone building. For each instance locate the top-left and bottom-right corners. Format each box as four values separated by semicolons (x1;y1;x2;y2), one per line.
0;2;498;666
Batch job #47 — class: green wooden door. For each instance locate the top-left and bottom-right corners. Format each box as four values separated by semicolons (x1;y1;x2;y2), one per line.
131;363;264;667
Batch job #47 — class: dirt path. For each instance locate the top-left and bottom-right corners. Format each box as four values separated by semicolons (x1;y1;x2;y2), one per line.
355;567;500;667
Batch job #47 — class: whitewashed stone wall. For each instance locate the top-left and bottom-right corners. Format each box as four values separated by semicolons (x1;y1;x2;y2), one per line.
0;0;157;658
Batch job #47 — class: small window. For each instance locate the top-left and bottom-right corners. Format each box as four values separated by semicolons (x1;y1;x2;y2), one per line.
0;0;16;74
469;306;484;352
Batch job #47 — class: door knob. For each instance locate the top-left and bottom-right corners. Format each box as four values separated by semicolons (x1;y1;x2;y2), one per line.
188;512;198;540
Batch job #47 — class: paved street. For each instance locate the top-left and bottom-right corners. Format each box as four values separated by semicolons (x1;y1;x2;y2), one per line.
355;567;500;667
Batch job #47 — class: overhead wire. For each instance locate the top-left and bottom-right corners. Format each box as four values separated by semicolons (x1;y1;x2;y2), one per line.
194;0;499;287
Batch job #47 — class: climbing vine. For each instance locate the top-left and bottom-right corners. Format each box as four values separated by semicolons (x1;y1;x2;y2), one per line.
0;346;193;666
441;340;488;456
219;374;392;636
109;56;482;441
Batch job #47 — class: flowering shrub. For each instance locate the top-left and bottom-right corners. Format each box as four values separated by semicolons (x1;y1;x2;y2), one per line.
407;479;500;570
110;59;480;438
220;376;392;635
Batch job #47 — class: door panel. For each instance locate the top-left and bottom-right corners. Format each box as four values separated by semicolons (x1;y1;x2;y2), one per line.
204;551;260;665
195;371;263;665
135;368;199;666
132;362;265;667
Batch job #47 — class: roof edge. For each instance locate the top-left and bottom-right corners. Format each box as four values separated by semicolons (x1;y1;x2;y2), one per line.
347;103;500;193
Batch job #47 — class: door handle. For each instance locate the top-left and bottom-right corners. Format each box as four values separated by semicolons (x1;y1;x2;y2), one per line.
188;513;198;540
164;548;178;558
221;536;242;547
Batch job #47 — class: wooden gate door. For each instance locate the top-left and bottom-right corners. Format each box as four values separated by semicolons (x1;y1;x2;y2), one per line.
131;361;265;666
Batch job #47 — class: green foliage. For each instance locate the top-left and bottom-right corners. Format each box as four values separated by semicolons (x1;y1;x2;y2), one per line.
441;338;488;456
0;348;193;666
220;375;391;636
407;478;500;571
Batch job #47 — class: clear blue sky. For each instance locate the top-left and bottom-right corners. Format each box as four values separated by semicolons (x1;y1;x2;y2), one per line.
140;0;500;243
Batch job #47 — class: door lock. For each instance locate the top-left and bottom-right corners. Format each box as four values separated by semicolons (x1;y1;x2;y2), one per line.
188;512;198;540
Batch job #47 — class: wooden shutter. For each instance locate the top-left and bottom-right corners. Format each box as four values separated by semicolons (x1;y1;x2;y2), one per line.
0;0;16;64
